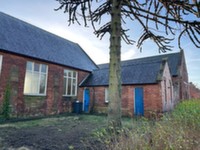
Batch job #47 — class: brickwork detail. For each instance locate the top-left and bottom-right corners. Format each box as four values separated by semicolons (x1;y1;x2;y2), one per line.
79;84;163;117
0;51;191;118
0;52;89;116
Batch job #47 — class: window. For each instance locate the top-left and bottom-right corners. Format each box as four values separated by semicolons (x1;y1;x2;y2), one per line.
105;88;109;103
63;70;77;96
24;61;48;95
0;55;2;75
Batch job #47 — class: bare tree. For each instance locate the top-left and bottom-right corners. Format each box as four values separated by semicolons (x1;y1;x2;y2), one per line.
55;0;200;128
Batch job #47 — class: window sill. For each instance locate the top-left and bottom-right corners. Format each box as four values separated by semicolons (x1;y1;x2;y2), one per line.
62;95;77;97
24;94;46;96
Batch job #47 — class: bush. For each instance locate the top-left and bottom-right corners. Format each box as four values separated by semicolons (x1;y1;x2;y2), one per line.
171;99;200;129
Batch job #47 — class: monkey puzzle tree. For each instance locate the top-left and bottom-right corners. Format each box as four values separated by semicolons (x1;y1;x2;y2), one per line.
55;0;200;128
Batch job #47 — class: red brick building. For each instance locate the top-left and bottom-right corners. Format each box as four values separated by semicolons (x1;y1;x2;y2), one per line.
0;12;97;116
80;51;189;117
0;12;189;117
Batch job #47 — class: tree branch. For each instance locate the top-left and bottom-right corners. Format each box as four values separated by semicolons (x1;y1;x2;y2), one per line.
55;0;200;52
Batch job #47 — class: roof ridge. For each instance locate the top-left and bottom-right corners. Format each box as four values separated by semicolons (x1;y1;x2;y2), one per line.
98;52;180;66
122;60;162;67
96;60;163;71
122;52;180;62
98;58;168;68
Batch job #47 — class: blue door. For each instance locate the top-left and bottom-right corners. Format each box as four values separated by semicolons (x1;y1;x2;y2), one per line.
134;87;144;116
83;89;90;113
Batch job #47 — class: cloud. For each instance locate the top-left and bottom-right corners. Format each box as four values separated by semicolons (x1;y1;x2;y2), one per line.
121;46;137;60
1;0;199;87
187;59;200;63
45;24;110;64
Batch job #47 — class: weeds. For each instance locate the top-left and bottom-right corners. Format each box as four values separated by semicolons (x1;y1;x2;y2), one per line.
91;99;200;150
0;100;199;149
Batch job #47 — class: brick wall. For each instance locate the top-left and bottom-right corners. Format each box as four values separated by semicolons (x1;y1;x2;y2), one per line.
0;52;26;115
160;62;174;112
190;83;200;99
77;63;173;117
79;84;163;117
78;86;107;113
0;51;90;116
143;84;162;115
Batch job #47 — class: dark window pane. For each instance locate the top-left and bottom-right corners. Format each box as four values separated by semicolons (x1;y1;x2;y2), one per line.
73;71;76;78
39;74;46;94
68;71;72;77
41;64;47;73
64;71;67;77
67;78;72;95
34;63;39;72
72;79;76;95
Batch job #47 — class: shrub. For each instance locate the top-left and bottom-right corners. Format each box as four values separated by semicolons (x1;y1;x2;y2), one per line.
171;99;200;129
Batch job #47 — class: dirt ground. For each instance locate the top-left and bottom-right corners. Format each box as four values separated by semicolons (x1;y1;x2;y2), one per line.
0;115;107;150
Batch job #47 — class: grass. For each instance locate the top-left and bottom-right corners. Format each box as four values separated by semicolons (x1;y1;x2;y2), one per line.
94;99;200;150
0;99;199;149
0;114;107;129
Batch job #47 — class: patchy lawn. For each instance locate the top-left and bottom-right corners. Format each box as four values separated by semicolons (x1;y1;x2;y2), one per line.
0;114;107;150
0;99;199;150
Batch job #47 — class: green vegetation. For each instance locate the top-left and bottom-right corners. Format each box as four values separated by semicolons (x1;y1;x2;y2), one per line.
0;114;107;129
93;99;200;150
0;100;199;149
0;84;11;120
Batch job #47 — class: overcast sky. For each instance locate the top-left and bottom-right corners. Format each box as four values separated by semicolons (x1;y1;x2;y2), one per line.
1;0;200;88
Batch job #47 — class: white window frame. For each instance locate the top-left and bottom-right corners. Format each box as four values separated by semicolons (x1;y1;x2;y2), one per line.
63;69;78;97
23;61;48;96
0;55;2;75
105;88;109;103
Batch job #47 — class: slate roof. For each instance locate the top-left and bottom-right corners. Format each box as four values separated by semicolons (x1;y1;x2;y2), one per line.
122;52;181;76
80;52;181;86
0;12;97;72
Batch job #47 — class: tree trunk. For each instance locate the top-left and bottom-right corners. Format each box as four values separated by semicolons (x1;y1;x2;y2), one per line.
107;0;122;128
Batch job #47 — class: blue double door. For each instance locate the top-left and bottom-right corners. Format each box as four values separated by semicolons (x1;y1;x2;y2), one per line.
134;87;144;116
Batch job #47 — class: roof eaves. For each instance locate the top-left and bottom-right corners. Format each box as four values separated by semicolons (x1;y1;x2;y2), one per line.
0;49;94;72
76;44;99;70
